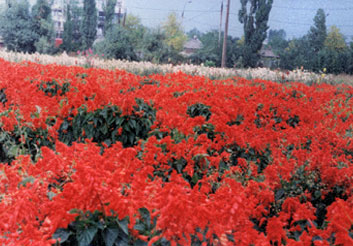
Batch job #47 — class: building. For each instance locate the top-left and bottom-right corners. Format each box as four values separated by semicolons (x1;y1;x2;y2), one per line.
52;0;66;39
51;0;125;40
181;36;202;57
259;46;279;68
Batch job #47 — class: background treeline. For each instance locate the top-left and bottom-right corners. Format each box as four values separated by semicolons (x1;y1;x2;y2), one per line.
1;1;353;74
269;9;353;74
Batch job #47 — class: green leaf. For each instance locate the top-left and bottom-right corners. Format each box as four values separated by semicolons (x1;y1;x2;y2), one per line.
61;120;69;130
192;173;199;185
275;189;285;201
118;218;129;235
116;117;124;126
100;109;108;119
77;227;98;246
134;239;148;246
139;208;151;227
129;134;135;145
104;139;112;147
93;117;98;126
103;228;119;246
134;223;145;233
0;132;8;142
130;120;137;129
19;176;35;187
123;123;130;132
159;237;170;246
135;124;141;135
101;125;108;135
116;233;129;246
8;145;19;157
47;191;57;201
53;228;72;243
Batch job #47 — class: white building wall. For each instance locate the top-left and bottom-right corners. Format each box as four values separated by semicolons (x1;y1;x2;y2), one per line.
51;0;125;39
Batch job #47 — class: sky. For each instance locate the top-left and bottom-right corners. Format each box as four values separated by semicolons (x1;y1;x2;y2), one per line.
125;0;353;40
3;0;353;41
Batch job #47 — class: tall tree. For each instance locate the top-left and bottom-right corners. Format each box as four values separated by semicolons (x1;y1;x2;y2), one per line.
308;8;327;52
62;4;73;52
124;14;146;50
191;30;241;68
0;3;5;35
141;29;171;63
162;13;187;52
103;0;117;36
70;2;84;51
94;25;136;60
268;29;288;54
32;0;52;37
1;0;37;53
81;0;97;49
279;37;311;70
238;0;273;67
31;0;54;53
324;25;347;52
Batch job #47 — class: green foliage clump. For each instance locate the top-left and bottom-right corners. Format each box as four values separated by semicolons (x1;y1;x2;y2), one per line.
0;124;54;164
58;99;156;148
94;25;137;60
187;103;212;121
52;210;132;246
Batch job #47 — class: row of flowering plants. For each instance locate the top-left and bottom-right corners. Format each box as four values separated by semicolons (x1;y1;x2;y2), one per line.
0;50;337;84
0;58;353;245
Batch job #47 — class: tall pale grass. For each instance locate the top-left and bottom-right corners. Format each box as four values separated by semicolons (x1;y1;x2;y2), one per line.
0;49;336;84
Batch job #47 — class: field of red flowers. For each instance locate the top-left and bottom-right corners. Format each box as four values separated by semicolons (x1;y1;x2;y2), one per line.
0;58;353;246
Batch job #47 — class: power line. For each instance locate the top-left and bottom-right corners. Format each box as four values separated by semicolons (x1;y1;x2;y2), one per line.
183;3;220;22
228;12;353;28
269;18;353;28
129;6;220;13
129;5;353;14
185;19;219;29
272;5;353;11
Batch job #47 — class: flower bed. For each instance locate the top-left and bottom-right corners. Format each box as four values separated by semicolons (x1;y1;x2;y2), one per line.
0;59;353;245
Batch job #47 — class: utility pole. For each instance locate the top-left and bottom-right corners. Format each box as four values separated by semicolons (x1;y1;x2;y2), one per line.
218;1;223;46
122;9;126;27
118;7;121;25
221;0;230;68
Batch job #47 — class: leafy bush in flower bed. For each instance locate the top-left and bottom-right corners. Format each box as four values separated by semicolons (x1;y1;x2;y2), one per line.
0;58;353;246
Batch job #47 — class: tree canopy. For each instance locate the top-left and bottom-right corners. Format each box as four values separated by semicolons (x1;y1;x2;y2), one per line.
308;9;327;52
103;0;117;35
1;0;37;53
324;25;347;52
81;0;97;49
238;0;273;67
162;13;187;52
94;25;136;60
268;29;288;53
32;0;54;53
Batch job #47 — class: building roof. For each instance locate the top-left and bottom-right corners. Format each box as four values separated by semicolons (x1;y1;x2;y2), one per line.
184;36;202;50
259;47;279;58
